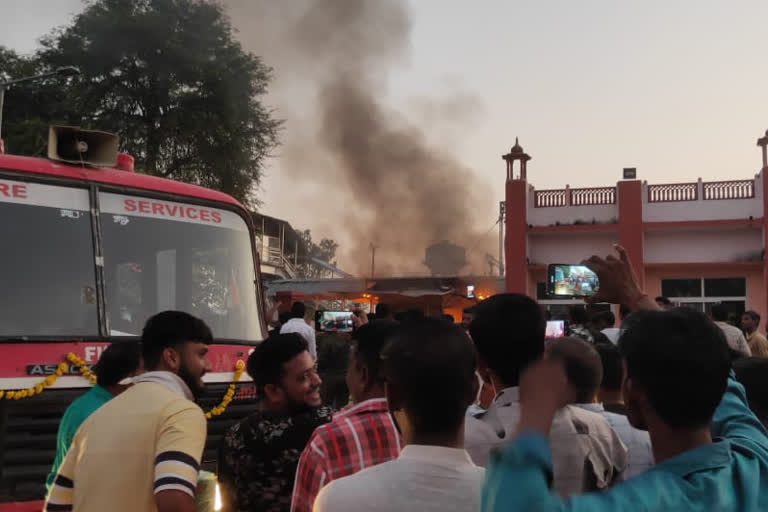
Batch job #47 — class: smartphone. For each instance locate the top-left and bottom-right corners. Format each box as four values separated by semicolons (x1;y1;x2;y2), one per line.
315;311;354;333
545;320;567;339
547;264;600;297
467;284;475;299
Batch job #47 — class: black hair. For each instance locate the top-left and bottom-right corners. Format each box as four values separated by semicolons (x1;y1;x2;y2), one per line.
394;309;425;324
469;293;545;388
376;303;392;318
655;296;673;307
595;342;623;391
440;314;455;323
278;311;292;326
592;310;616;328
141;311;213;370
247;333;309;396
710;303;729;322
382;318;476;435
350;320;399;388
619;304;631;321
744;310;761;324
547;337;602;403
94;342;142;387
733;357;768;426
619;308;730;429
291;302;307;319
463;306;476;315
569;304;589;325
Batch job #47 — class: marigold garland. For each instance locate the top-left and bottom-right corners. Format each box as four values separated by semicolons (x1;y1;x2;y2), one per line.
1;353;246;416
66;352;98;385
0;361;69;400
205;359;245;420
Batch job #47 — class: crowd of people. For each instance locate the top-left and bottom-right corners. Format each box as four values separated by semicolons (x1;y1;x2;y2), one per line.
43;246;768;511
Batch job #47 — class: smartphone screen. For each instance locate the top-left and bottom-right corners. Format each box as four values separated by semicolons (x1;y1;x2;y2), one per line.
548;264;600;297
316;311;354;333
546;320;566;339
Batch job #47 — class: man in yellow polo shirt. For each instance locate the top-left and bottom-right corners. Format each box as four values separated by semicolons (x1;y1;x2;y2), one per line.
45;311;212;512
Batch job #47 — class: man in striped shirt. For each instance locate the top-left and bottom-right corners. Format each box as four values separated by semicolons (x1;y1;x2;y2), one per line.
45;311;211;512
291;321;401;512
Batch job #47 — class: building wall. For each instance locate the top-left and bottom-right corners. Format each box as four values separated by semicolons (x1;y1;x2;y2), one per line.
642;175;764;223
528;231;619;266
644;226;763;264
528;203;618;227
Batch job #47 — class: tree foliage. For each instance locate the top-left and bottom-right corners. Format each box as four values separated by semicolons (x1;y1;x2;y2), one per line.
296;229;340;279
1;0;281;207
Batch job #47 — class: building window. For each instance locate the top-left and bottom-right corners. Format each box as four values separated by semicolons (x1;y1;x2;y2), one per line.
704;278;746;298
660;279;701;298
661;277;746;316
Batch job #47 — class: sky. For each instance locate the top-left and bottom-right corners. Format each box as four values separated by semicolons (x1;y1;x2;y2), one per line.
3;0;768;267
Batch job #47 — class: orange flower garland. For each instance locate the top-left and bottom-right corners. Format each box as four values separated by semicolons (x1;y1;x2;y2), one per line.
0;353;245;417
0;361;69;400
205;360;245;420
66;352;98;385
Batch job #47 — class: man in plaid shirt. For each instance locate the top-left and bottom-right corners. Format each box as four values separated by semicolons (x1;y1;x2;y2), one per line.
291;321;401;512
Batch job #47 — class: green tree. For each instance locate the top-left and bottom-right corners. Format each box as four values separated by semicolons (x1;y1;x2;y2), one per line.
0;47;75;156
2;0;281;207
296;229;340;278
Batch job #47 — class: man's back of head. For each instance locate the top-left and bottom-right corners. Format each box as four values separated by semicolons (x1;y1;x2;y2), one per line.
383;317;477;441
470;293;545;388
592;311;616;331
546;337;602;404
710;304;730;323
568;305;589;326
595;343;624;402
376;303;392;319
291;301;307;320
347;320;400;403
619;308;730;430
93;341;143;391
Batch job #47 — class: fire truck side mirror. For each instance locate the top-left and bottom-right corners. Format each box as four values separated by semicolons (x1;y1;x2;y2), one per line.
48;126;120;167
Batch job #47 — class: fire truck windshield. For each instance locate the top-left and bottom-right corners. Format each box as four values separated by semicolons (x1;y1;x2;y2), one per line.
0;181;98;336
0;177;263;341
99;192;263;341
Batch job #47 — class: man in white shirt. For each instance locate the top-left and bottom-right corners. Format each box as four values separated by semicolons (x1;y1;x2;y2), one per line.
314;318;484;512
711;304;751;357
548;337;654;479
464;294;628;497
280;302;317;359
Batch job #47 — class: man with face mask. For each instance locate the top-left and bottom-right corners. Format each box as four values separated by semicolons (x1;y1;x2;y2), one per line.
45;311;212;512
218;333;333;512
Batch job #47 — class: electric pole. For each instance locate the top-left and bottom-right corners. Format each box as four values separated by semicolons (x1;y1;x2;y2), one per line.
370;243;379;278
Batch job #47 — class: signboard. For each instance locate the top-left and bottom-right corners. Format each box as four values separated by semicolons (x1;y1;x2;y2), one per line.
100;192;247;231
0;343;255;389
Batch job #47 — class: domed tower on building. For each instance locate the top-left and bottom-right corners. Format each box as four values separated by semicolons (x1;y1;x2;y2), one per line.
502;138;531;293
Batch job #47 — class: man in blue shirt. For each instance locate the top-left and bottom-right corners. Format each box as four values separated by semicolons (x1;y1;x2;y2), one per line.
46;341;142;490
483;246;768;511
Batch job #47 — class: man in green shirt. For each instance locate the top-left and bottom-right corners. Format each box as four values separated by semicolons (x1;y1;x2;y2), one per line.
46;342;142;490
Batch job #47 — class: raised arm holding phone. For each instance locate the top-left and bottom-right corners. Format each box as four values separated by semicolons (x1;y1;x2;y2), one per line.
483;245;768;512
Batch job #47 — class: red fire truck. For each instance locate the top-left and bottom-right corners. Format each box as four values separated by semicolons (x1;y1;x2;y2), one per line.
0;127;266;506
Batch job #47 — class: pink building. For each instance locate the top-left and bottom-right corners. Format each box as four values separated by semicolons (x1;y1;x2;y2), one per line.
503;130;768;323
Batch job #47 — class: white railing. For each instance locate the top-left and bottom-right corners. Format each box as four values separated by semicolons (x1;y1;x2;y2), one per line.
703;180;755;200
647;182;698;202
534;189;567;208
569;187;616;206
